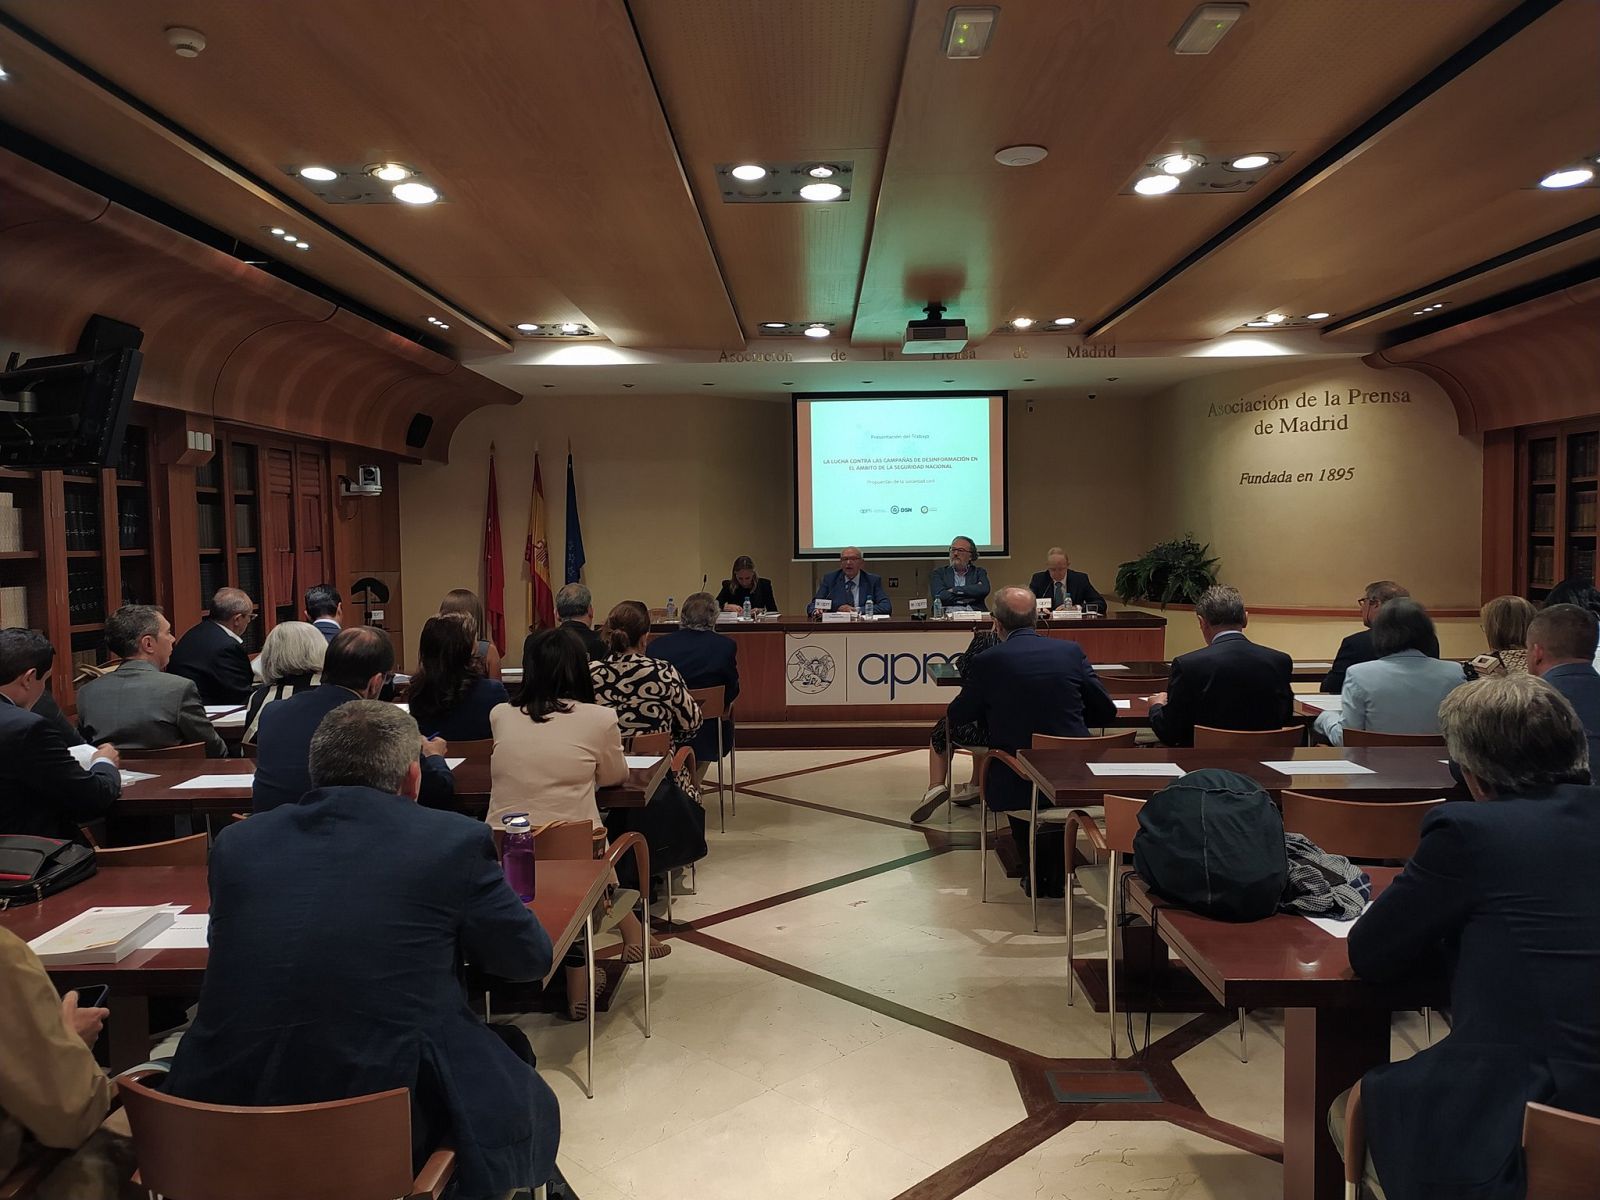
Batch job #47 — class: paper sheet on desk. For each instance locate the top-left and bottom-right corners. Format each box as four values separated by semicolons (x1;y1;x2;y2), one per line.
210;710;245;728
1113;700;1132;710
1304;905;1371;938
144;914;210;950
172;774;254;789
625;755;664;769
1296;662;1334;671
444;758;465;769
1087;762;1186;777
120;771;157;785
203;704;243;717
1297;695;1342;713
1093;664;1129;671
1261;760;1375;775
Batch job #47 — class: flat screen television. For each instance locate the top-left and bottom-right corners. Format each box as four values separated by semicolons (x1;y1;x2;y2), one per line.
0;316;142;470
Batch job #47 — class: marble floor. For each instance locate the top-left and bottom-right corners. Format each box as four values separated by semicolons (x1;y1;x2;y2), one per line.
517;749;1427;1200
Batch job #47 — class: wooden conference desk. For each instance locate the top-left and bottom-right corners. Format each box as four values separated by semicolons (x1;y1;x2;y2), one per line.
932;659;1335;689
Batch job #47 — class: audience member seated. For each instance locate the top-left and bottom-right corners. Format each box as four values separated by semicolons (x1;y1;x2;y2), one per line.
304;582;343;642
1337;674;1600;1200
167;587;257;705
807;547;891;616
648;591;737;776
252;626;453;813
1543;577;1600;670
544;582;607;662
0;930;133;1200
941;588;1116;892
1027;546;1105;612
913;626;998;822
717;555;777;613
242;621;326;745
591;601;701;748
1527;602;1600;775
439;588;503;679
0;629;119;842
76;605;226;757
929;536;991;611
409;613;509;742
1148;586;1294;747
32;688;84;748
1470;594;1536;677
162;701;567;1200
1315;599;1467;745
1323;580;1416;694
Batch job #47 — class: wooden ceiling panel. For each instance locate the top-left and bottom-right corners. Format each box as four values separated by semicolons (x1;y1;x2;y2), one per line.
631;0;913;334
855;0;1520;342
1109;0;1600;342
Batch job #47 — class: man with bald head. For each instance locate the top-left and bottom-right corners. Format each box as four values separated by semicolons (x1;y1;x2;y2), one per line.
168;587;258;705
1028;548;1105;613
808;546;891;616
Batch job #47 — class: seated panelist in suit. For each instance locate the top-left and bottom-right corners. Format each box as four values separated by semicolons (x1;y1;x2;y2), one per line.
807;546;891;616
928;535;991;611
0;629;120;843
76;605;226;757
649;591;737;771
938;588;1116;892
1315;599;1466;745
305;583;343;643
252;625;454;813
1527;603;1600;777
164;701;565;1200
1028;547;1105;612
167;587;257;706
1339;674;1600;1200
1321;580;1418;694
717;555;777;613
1148;586;1294;747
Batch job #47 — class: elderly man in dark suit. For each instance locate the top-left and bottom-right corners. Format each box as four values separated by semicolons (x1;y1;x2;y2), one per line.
1148;586;1294;747
1321;580;1420;694
163;700;567;1200
649;590;739;773
928;587;1116;893
76;605;226;757
807;547;891;616
1027;547;1105;612
167;587;257;705
0;629;120;843
1528;602;1600;776
1338;673;1600;1200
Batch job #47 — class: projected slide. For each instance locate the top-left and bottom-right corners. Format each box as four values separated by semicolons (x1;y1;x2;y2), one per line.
794;393;1007;558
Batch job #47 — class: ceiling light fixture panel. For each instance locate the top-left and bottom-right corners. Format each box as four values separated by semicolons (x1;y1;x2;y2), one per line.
753;321;837;338
991;316;1080;335
283;161;445;205
1231;311;1336;331
511;322;597;338
1533;156;1600;190
716;161;853;203
1124;148;1288;196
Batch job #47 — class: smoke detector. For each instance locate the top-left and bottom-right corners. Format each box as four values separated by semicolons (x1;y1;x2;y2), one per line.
165;27;207;58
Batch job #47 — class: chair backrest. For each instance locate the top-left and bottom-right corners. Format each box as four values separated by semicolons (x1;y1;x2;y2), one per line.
1192;724;1306;748
118;1074;418;1200
1524;1101;1600;1199
239;742;259;760
1033;730;1138;749
447;738;494;756
630;731;671;757
120;741;210;759
1280;791;1442;861
688;685;725;719
97;832;210;868
1341;727;1446;747
1102;794;1145;855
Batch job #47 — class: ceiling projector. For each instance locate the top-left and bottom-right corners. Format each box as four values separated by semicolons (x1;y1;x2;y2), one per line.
903;302;968;355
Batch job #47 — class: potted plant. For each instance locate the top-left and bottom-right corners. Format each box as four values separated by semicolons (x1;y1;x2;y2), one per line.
1115;535;1221;607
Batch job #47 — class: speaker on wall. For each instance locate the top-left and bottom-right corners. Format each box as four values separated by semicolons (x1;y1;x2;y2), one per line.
405;412;434;449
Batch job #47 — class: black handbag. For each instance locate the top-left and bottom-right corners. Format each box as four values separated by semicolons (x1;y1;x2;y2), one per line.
0;835;98;908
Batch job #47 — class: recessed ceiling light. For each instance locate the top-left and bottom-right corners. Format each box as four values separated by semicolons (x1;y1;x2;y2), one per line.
294;241;309;250
281;233;297;242
799;181;844;202
370;163;413;182
1230;154;1271;171
807;165;836;179
1306;311;1330;320
298;165;338;182
1133;174;1181;195
515;323;540;332
803;324;830;338
994;144;1048;167
1053;316;1076;326
761;321;786;329
269;227;285;236
1158;153;1200;175
1011;316;1034;329
559;322;583;334
1264;313;1286;324
0;65;9;82
944;6;999;58
1412;310;1428;316
730;163;767;182
392;182;438;205
438;323;449;330
1245;320;1275;328
1540;166;1594;189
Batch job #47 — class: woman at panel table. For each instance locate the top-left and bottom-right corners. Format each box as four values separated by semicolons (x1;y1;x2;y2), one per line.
242;620;325;746
438;587;503;680
408;613;509;742
1315;599;1468;745
1469;594;1535;677
716;556;777;613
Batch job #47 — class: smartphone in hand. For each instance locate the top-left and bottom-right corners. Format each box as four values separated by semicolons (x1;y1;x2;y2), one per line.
72;984;110;1009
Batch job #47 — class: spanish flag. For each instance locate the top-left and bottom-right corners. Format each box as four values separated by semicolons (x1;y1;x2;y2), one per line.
525;451;556;631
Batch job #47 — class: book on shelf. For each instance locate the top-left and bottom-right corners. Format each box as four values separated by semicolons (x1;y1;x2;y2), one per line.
0;492;22;553
0;585;28;627
1531;441;1557;480
29;905;180;966
1573;490;1598;533
1532;491;1556;533
1531;544;1557;584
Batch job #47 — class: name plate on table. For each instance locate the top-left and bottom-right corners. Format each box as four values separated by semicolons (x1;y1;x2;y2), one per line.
908;598;929;617
945;609;987;621
820;611;854;623
784;629;971;705
1051;608;1085;620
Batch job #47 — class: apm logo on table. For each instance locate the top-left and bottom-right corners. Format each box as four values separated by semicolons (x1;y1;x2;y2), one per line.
855;650;956;700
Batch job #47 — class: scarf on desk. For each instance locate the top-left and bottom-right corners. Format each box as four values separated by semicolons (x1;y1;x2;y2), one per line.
1279;832;1372;919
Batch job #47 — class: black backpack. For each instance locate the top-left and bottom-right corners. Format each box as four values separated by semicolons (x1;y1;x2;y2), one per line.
1132;769;1287;922
0;835;97;908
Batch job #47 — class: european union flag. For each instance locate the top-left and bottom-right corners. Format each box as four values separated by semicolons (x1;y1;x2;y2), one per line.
564;450;585;584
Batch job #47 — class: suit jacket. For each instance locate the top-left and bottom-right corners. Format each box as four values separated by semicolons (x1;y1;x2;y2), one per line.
31;690;83;747
946;628;1117;811
1322;629;1375;695
561;620;608;663
162;785;557;1199
1350;788;1600;1200
312;618;342;644
716;577;777;612
1315;650;1467;745
251;686;455;813
1149;631;1294;747
929;564;991;610
1027;569;1105;611
1541;662;1600;780
0;697;120;842
76;660;227;757
648;627;739;763
168;620;254;706
808;569;891;616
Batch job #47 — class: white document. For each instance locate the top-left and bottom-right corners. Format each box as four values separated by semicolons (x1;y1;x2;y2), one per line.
625;755;664;770
120;771;157;786
444;758;465;769
1261;760;1376;776
210;710;246;728
1086;762;1186;777
393;702;410;713
30;905;183;965
1304;904;1372;938
203;704;243;717
1296;661;1334;671
1113;700;1132;710
1298;695;1343;713
1093;664;1130;671
172;773;254;789
143;914;210;950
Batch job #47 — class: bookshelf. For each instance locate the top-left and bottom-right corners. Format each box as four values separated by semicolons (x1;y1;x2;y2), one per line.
196;432;266;653
1518;418;1600;601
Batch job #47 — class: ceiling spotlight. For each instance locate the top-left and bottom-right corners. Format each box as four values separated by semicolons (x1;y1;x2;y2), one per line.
1264;313;1286;324
281;233;298;242
1171;3;1246;55
1134;174;1181;195
799;181;844;202
0;64;9;82
269;227;285;236
803;324;830;338
1412;310;1428;316
438;323;449;330
1053;317;1076;326
1306;311;1330;320
1245;320;1276;328
294;241;309;250
392;182;439;204
1011;316;1034;329
515;323;540;333
807;165;836;179
944;6;999;58
730;163;767;182
1540;166;1594;189
298;165;338;182
559;322;583;334
370;163;413;182
1158;153;1200;175
1230;154;1271;171
761;322;787;329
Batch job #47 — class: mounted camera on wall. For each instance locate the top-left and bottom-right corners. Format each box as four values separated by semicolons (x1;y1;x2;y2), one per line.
339;465;382;497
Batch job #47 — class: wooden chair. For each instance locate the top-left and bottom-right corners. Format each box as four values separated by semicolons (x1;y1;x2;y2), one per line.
116;1069;457;1200
1060;794;1143;1058
1341;727;1446;747
688;686;736;833
1524;1101;1600;1199
239;741;259;760
629;731;670;757
97;832;210;868
120;741;210;759
1193;724;1306;748
446;737;494;756
1342;1081;1366;1200
1280;791;1442;861
1033;730;1138;750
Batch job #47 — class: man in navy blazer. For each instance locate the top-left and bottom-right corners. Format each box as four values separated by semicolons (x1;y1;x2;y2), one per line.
807;546;891;616
1528;602;1600;777
1148;586;1294;746
648;592;738;769
164;701;565;1200
928;536;991;611
936;588;1116;892
1342;674;1600;1200
305;583;343;643
1321;580;1416;694
168;587;258;705
252;626;454;813
1027;547;1105;612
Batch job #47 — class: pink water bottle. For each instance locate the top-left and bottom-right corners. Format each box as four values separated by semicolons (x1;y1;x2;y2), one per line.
501;813;536;901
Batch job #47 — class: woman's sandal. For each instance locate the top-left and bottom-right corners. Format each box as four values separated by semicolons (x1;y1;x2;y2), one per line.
622;938;672;964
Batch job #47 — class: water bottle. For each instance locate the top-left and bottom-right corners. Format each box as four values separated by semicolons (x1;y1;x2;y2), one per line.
742;596;752;621
501;813;536;901
932;598;944;620
665;596;677;620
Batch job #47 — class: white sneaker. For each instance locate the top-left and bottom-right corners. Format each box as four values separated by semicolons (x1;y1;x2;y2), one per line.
911;784;950;823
